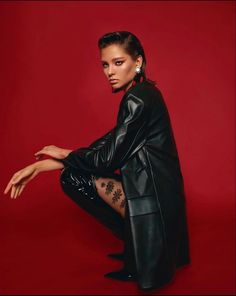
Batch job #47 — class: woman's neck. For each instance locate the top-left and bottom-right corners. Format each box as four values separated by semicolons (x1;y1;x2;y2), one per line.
123;80;134;93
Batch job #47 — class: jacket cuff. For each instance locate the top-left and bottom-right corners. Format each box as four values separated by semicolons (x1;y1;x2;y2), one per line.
57;152;74;169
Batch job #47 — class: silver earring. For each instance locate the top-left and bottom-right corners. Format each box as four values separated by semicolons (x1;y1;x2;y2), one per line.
135;66;141;74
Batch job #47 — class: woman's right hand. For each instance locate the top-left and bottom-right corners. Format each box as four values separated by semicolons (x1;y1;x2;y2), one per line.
3;163;40;199
34;145;72;161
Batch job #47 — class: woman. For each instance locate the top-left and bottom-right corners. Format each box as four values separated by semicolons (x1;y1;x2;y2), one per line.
4;31;190;291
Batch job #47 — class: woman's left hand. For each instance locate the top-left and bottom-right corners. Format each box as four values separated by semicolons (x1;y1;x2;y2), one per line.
3;163;40;199
34;145;72;160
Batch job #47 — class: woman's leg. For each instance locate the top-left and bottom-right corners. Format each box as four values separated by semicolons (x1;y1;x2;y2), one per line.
92;173;136;275
91;174;126;218
60;167;137;276
60;167;125;240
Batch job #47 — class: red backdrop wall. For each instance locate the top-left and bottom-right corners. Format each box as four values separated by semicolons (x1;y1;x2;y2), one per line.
0;1;235;295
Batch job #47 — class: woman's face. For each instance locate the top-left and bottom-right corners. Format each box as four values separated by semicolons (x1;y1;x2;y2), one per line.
100;44;142;92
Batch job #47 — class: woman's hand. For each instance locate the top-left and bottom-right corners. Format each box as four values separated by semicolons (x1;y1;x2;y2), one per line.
34;145;72;160
3;159;65;199
3;163;40;199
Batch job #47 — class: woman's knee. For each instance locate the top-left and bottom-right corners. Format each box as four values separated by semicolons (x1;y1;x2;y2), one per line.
60;166;73;186
60;167;73;191
59;166;99;200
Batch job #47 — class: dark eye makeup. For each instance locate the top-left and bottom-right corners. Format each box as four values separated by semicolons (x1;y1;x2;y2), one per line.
102;60;124;68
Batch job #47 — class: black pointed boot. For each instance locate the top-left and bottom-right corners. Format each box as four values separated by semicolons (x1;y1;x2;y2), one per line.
104;203;137;281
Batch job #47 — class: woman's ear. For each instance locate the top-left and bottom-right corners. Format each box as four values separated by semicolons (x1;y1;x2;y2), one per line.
136;55;143;68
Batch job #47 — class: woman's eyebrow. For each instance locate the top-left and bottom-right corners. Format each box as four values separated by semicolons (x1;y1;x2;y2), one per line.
101;57;125;63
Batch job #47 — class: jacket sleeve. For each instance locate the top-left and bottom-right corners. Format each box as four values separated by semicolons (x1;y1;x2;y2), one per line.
88;127;115;150
58;94;148;174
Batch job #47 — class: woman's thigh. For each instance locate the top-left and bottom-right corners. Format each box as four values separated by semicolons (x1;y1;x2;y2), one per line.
92;174;126;218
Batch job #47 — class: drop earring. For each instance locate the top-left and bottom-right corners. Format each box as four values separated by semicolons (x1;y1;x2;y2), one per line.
135;66;141;74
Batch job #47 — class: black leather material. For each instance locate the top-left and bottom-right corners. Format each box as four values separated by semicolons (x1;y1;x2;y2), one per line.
107;252;124;261
104;268;137;281
60;167;125;240
60;167;99;200
58;80;191;290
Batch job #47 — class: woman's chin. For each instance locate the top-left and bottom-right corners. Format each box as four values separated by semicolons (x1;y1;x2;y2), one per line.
111;81;132;93
111;84;124;93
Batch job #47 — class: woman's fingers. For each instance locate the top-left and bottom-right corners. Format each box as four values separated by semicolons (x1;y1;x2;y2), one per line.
18;184;26;197
4;182;12;195
11;168;31;185
34;150;43;156
10;184;17;198
6;182;26;199
4;173;19;194
35;155;43;160
34;151;50;160
34;145;63;160
4;177;17;194
34;146;51;156
13;184;25;199
3;164;38;199
13;185;21;199
4;167;33;196
34;151;43;160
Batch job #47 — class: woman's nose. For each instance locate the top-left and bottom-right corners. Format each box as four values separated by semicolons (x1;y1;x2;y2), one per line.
108;66;115;76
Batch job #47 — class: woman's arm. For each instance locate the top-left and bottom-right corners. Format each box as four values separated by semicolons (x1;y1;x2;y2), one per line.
36;158;65;172
57;94;149;174
88;128;115;150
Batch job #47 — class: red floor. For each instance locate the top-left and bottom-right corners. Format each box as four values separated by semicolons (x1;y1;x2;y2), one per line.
0;175;235;295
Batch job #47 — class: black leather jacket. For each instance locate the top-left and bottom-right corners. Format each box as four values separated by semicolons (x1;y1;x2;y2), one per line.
59;80;191;290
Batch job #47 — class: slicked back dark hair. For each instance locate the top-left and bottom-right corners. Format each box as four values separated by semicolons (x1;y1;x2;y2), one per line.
98;31;156;86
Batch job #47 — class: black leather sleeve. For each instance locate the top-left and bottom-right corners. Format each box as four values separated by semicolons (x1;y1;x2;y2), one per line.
58;94;148;174
88;127;115;150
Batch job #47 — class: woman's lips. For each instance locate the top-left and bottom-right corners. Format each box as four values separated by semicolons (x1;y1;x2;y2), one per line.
110;79;118;85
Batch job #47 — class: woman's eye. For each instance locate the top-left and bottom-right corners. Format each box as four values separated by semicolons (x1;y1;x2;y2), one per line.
102;61;123;68
115;61;123;66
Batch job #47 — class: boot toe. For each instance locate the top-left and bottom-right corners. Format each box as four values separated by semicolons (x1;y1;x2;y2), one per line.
104;268;137;281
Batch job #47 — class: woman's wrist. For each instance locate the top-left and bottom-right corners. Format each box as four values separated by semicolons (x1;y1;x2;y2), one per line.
35;159;64;173
63;149;73;158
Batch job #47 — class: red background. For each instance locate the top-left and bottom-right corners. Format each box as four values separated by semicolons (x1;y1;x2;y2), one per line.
0;1;235;295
